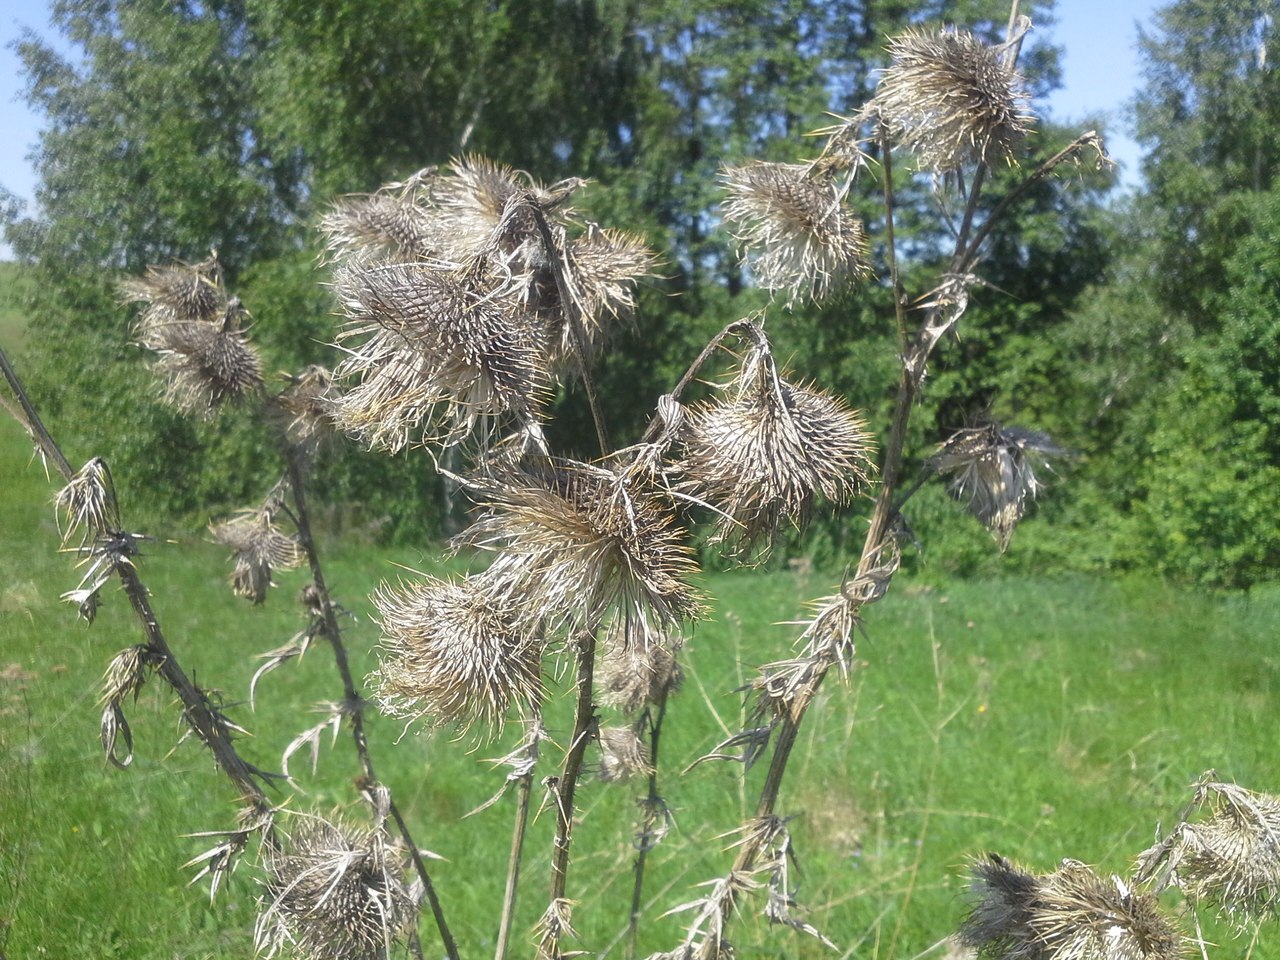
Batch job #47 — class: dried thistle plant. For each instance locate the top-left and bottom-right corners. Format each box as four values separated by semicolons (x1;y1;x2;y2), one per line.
319;178;442;262
1138;779;1280;926
118;254;224;346
720;161;871;304
960;856;1181;960
597;628;683;715
54;456;120;547
368;574;544;734
596;726;653;783
209;503;304;604
554;225;659;364
871;26;1033;173
461;459;703;645
931;423;1061;550
677;342;875;557
331;260;549;450
256;812;417;960
276;365;337;453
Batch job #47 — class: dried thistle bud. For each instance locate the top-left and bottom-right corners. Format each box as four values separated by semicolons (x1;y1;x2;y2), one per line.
1139;780;1280;926
720;161;871;304
368;574;544;734
429;154;535;259
277;365;336;451
256;814;416;960
961;856;1180;960
872;27;1033;173
554;225;659;363
931;423;1061;551
55;457;120;547
98;643;162;768
678;346;875;558
331;261;548;450
597;631;683;714
118;255;223;344
460;460;703;642
319;188;441;262
210;509;304;604
153;321;264;415
597;726;653;783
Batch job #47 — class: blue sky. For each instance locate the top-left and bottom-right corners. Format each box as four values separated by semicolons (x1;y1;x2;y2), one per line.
0;0;1164;259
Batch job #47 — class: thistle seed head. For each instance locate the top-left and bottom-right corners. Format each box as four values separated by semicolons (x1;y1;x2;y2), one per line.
331;261;548;449
276;365;337;452
597;630;683;714
931;423;1060;551
118;255;224;345
209;508;304;604
154;322;264;415
256;813;416;960
1140;780;1280;926
368;574;544;734
460;460;703;642
319;188;441;262
55;457;120;547
597;726;653;782
554;225;659;364
720;161;871;305
961;857;1181;960
872;27;1033;173
678;347;875;558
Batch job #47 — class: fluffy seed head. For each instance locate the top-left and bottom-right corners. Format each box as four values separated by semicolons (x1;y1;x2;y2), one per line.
332;261;548;450
368;574;544;734
118;256;223;345
1139;780;1280;926
319;187;441;262
931;423;1060;551
209;509;304;604
872;27;1033;173
961;857;1181;960
256;814;416;960
461;461;703;643
597;726;653;782
597;630;683;714
154;320;264;415
721;161;871;304
678;347;875;558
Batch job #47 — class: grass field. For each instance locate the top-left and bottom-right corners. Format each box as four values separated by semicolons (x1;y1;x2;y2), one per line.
2;308;1280;958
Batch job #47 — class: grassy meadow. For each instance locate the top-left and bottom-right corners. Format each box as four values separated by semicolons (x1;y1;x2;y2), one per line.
2;278;1280;959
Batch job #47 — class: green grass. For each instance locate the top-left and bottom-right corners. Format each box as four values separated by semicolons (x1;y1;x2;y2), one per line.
2;378;1280;959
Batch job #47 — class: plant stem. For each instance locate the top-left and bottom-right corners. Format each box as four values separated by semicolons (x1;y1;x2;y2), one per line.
495;767;535;960
0;344;272;804
280;438;459;960
626;685;672;960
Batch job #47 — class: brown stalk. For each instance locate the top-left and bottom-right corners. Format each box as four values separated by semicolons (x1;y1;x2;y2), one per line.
279;437;460;960
626;684;672;960
0;344;272;804
494;767;534;960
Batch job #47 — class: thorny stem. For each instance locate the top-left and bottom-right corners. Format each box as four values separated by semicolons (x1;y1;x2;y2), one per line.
626;684;672;960
878;122;908;358
546;623;602;954
495;767;535;960
280;439;459;960
0;344;272;804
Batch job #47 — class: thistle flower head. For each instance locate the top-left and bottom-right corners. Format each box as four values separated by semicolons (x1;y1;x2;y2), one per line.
1138;780;1280;926
597;726;653;782
331;260;548;450
55;457;120;547
460;460;703;644
553;225;659;364
960;856;1181;960
276;365;337;452
678;345;875;558
368;574;544;734
872;27;1033;173
597;629;683;714
153;321;264;415
319;183;441;262
209;506;304;604
720;161;871;305
118;254;223;345
256;813;416;960
931;423;1060;551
